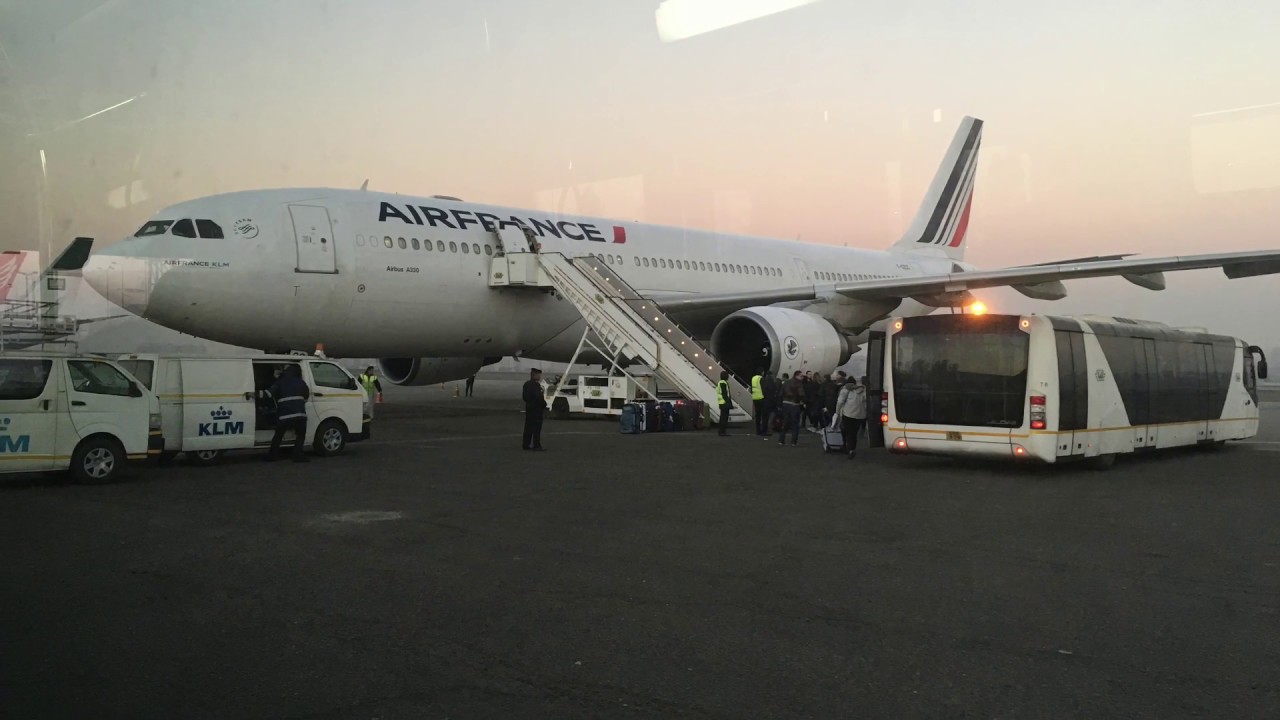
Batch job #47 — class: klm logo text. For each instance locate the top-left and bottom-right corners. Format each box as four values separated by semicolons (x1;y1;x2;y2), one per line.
0;417;29;453
198;406;245;437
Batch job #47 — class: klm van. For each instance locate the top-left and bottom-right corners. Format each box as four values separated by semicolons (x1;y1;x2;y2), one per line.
0;353;163;483
116;354;369;465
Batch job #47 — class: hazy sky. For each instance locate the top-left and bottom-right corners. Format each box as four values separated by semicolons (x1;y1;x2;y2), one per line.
1;0;1277;347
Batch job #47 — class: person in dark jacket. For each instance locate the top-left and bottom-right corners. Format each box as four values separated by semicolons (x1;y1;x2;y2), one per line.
262;364;311;463
777;375;804;446
758;370;778;437
802;372;821;430
821;372;843;426
522;368;548;451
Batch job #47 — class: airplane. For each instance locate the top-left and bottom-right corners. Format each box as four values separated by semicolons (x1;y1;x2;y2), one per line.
81;117;1280;387
0;239;125;351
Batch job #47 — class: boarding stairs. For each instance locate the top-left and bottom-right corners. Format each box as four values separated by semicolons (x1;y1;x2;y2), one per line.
487;227;753;422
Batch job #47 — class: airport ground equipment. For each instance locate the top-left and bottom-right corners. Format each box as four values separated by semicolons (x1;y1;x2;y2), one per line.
880;313;1267;466
0;351;162;482
545;373;659;419
116;354;369;465
488;227;751;422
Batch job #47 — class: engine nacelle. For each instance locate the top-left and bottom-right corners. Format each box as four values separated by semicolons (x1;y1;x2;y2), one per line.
710;307;851;379
378;357;486;386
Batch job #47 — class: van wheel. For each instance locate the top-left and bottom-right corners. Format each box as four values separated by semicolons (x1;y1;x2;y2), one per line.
314;419;347;456
71;437;124;484
185;449;224;466
1085;453;1116;471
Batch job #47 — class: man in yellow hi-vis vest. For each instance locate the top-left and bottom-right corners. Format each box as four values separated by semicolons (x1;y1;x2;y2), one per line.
750;371;765;435
717;370;733;436
358;366;383;418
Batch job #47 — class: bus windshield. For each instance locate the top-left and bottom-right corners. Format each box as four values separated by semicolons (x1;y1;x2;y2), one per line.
892;315;1029;428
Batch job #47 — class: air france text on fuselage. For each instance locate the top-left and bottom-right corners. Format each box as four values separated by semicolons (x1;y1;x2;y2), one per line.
378;202;626;244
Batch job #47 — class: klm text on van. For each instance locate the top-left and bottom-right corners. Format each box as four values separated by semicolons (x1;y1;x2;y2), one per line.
0;418;29;453
199;407;244;437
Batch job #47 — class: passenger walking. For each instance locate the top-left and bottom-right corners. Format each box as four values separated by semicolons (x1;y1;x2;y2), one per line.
717;370;734;436
833;375;868;459
522;368;548;451
803;372;822;430
750;369;765;435
778;374;804;446
262;364;311;463
358;366;383;418
465;374;476;397
758;370;777;436
821;372;842;426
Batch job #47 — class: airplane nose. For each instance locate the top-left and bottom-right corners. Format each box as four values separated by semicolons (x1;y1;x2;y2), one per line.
83;253;153;315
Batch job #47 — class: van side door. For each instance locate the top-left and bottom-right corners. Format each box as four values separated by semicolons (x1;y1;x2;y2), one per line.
0;358;60;472
180;360;256;452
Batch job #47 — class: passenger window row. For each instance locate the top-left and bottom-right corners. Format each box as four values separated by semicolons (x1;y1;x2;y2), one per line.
628;255;782;277
815;270;891;281
360;235;495;257
134;219;224;239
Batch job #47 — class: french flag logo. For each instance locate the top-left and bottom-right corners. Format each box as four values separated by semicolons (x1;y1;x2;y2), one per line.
612;226;627;244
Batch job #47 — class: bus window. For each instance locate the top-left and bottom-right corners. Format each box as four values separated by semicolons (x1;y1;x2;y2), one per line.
892;315;1029;428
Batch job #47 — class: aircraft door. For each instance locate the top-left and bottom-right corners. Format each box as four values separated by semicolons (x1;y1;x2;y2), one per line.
792;258;813;283
865;331;886;448
289;204;337;274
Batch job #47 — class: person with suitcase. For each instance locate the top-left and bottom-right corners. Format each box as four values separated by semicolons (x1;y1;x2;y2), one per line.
833;375;868;459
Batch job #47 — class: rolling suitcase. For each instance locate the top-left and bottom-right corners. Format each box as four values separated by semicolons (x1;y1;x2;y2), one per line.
658;401;676;431
643;400;663;433
674;400;704;430
821;425;845;453
620;403;642;434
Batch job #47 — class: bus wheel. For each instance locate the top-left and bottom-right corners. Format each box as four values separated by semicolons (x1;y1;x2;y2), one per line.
314;419;347;457
71;436;124;484
1085;453;1116;471
186;449;224;466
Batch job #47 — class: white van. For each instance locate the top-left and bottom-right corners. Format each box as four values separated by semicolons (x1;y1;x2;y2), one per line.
0;352;163;483
116;354;370;465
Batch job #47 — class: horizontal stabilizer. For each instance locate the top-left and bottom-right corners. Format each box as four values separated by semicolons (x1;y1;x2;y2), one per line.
1013;281;1068;300
49;237;94;272
1122;272;1165;291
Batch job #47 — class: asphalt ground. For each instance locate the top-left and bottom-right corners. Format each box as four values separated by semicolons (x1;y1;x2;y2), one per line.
2;381;1279;719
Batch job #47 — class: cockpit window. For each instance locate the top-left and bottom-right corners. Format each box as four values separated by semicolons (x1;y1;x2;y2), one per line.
135;220;174;237
196;219;224;238
171;219;197;238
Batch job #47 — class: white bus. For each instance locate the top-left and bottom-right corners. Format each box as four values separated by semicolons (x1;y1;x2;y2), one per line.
881;314;1268;466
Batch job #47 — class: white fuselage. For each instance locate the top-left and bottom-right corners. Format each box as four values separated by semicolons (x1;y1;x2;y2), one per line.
85;188;952;360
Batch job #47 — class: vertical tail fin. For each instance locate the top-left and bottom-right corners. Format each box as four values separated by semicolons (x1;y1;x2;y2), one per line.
892;116;983;260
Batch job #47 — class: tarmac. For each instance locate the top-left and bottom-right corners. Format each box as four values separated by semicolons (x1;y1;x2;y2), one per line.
2;380;1278;719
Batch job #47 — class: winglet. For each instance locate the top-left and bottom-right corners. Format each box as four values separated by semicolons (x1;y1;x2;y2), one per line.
892;116;983;261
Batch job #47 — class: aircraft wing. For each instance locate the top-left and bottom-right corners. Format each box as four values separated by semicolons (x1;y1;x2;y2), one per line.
652;249;1280;317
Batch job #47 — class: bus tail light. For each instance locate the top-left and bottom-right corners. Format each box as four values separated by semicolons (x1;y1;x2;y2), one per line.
880;391;889;424
1030;394;1046;430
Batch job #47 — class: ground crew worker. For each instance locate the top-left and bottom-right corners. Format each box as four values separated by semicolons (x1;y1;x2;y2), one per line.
750;370;766;435
465;374;476;397
716;370;733;436
261;364;310;463
522;368;547;451
833;375;868;459
358;366;383;418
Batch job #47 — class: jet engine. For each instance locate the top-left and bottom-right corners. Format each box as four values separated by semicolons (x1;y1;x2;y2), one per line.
377;357;489;386
710;307;851;379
